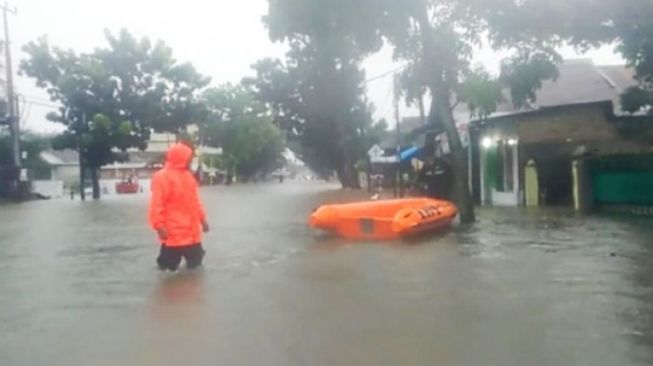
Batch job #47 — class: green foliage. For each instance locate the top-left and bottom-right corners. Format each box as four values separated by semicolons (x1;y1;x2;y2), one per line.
469;0;653;114
372;0;564;109
0;132;52;179
265;0;383;54
556;0;653;113
249;0;387;186
200;84;285;181
20;29;209;170
500;51;561;109
614;2;653;113
96;30;210;134
622;86;653;114
20;29;209;198
458;67;504;120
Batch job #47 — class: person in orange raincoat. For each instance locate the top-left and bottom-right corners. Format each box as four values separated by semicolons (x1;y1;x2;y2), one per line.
149;143;210;271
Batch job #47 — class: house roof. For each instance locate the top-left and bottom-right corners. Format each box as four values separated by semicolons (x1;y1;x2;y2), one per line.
531;59;619;108
476;100;616;126
486;59;638;120
40;149;79;166
596;65;637;93
40;150;163;168
400;59;639;142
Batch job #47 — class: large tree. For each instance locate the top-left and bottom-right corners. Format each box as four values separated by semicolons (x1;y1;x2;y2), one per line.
250;0;385;188
483;0;653;114
594;0;653;114
200;84;285;181
20;29;209;199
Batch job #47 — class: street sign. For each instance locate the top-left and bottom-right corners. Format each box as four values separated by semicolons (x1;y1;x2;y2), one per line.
368;144;384;158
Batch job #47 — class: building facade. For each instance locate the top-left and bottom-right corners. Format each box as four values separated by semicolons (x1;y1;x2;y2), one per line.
469;60;652;209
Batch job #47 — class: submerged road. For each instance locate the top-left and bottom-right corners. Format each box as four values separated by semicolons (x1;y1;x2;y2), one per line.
1;181;653;365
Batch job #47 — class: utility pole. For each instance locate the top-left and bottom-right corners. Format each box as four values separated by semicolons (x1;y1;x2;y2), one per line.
418;93;426;125
1;2;18;195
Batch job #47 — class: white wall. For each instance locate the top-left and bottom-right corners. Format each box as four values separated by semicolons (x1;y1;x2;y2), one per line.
32;180;64;198
491;191;519;206
52;166;80;185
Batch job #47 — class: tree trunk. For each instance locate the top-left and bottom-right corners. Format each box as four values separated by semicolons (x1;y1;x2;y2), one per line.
90;167;101;200
79;159;85;201
414;12;475;223
346;162;361;189
336;164;347;187
337;161;361;189
432;87;475;223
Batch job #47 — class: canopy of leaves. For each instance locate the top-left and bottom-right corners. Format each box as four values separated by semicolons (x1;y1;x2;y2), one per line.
622;87;653;115
0;132;51;174
614;1;653;114
200;84;285;181
541;0;653;114
250;0;388;185
373;0;565;111
266;0;384;56
458;67;504;120
20;29;210;170
500;52;561;109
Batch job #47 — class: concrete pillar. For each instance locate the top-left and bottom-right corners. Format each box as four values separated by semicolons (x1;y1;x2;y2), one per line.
525;160;539;207
572;159;594;213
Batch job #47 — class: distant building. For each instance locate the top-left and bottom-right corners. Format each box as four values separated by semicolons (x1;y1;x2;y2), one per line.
39;149;153;182
35;126;224;196
143;128;222;172
146;131;180;153
39;149;81;185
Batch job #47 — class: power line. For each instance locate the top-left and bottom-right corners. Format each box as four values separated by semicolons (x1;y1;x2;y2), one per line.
364;64;409;84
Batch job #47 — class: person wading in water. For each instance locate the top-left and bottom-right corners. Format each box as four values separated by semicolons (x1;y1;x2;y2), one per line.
148;143;210;271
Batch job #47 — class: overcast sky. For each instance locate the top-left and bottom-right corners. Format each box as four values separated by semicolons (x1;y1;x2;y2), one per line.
11;0;625;133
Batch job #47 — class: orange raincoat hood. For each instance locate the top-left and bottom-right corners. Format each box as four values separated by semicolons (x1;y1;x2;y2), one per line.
165;143;193;169
148;143;206;247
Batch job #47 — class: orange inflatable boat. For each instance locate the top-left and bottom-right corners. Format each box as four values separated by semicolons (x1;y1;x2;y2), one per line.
309;198;458;240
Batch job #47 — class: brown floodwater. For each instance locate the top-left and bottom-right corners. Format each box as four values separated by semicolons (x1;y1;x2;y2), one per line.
1;181;653;365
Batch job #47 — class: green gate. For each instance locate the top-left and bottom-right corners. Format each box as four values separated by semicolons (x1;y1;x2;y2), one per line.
591;155;653;205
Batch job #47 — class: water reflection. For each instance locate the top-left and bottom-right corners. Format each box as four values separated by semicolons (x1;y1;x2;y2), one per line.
152;270;206;305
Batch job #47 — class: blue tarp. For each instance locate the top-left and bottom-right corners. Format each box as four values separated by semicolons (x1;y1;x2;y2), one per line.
400;146;420;162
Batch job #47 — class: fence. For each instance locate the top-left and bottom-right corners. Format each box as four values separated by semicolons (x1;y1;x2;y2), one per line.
591;154;653;206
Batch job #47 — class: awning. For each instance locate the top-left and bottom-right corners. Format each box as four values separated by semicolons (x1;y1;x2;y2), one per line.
400;146;420;161
370;146;421;164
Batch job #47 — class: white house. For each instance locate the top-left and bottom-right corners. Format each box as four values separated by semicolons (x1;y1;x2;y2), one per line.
39;149;81;184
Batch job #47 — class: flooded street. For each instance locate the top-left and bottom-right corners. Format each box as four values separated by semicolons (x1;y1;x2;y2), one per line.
2;181;653;365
